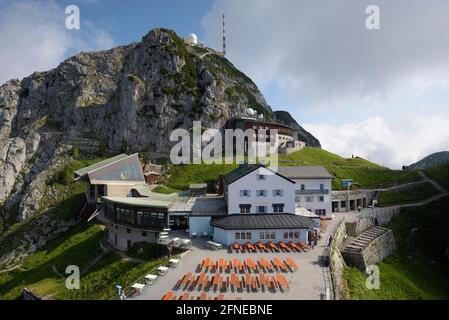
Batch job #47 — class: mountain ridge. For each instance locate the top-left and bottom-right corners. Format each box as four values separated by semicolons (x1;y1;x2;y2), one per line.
408;151;449;170
0;28;319;226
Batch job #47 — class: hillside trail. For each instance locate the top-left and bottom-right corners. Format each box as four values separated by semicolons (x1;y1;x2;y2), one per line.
418;171;449;195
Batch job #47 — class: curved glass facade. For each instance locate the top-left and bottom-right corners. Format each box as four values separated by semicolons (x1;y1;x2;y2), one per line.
104;200;168;230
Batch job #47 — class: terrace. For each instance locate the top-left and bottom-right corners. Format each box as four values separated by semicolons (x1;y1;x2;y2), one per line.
128;220;339;300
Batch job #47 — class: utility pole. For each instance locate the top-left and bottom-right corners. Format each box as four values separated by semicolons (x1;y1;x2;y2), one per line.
222;14;226;56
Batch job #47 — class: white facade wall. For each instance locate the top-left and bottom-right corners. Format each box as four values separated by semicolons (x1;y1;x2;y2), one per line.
226;167;295;215
189;216;213;235
292;178;332;218
107;223;158;251
213;227;309;246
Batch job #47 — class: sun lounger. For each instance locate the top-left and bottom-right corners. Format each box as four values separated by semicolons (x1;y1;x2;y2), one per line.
162;292;174;300
286;257;299;271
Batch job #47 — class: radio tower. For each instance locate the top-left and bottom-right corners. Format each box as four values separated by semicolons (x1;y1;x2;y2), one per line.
222;14;226;56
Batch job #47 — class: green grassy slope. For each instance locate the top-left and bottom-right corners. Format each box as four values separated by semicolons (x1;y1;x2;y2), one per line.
163;147;422;191
345;197;449;300
378;181;440;207
279;148;422;190
0;223;168;300
425;164;449;191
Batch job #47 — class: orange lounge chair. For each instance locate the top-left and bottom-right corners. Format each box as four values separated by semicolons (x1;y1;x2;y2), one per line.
268;242;279;252
162;292;174;300
286;257;299;271
199;293;207;300
180;293;190;300
289;242;302;252
273;258;287;272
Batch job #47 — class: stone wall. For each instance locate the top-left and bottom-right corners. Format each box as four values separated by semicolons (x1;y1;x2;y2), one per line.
342;228;396;271
329;219;350;300
346;207;400;237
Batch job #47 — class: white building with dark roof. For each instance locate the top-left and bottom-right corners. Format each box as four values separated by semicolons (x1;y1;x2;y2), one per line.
277;166;333;218
222;164;296;215
209;164;330;246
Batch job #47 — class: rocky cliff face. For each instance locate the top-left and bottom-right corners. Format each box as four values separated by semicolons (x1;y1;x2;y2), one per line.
274;110;321;148
0;28;275;224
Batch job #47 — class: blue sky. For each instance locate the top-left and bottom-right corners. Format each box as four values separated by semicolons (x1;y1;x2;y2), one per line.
57;0;213;47
1;0;449;168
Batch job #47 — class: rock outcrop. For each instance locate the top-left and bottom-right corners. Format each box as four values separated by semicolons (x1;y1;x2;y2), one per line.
0;28;277;225
274;110;321;148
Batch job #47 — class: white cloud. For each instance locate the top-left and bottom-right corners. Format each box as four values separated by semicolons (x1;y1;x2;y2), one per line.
202;0;449;110
202;0;449;167
304;116;449;169
0;0;114;85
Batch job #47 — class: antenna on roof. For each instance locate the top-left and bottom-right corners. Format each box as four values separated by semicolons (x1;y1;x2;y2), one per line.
222;14;226;56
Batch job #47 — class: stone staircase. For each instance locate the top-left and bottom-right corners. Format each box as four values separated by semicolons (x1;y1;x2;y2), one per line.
341;226;396;271
342;226;388;253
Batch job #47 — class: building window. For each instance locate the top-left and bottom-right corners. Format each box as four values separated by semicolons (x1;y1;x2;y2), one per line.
315;209;327;216
246;232;252;240
320;184;324;190
126;228;131;234
239;204;251;213
260;232;265;240
142;231;148;237
241;232;246;240
273;189;284;197
257;206;268;213
235;233;240;240
341;201;347;208
257;174;266;180
295;196;302;202
289;231;294;239
273;204;284;213
240;190;251;197
270;232;275;240
283;232;288;239
319;196;325;202
294;232;300;239
305;196;314;202
301;184;305;190
256;190;267;197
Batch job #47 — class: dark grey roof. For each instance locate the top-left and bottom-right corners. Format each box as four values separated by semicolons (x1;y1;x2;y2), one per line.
277;166;333;179
223;164;295;185
211;214;315;230
223;164;263;185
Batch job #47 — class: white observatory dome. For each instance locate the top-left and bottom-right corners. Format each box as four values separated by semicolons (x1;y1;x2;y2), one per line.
246;108;256;116
185;33;198;45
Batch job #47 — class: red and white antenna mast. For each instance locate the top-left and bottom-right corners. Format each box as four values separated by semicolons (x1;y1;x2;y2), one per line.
222;14;226;56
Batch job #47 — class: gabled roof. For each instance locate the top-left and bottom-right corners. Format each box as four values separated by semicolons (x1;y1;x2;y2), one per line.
223;164;295;185
74;154;145;183
277;166;333;179
211;214;315;230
